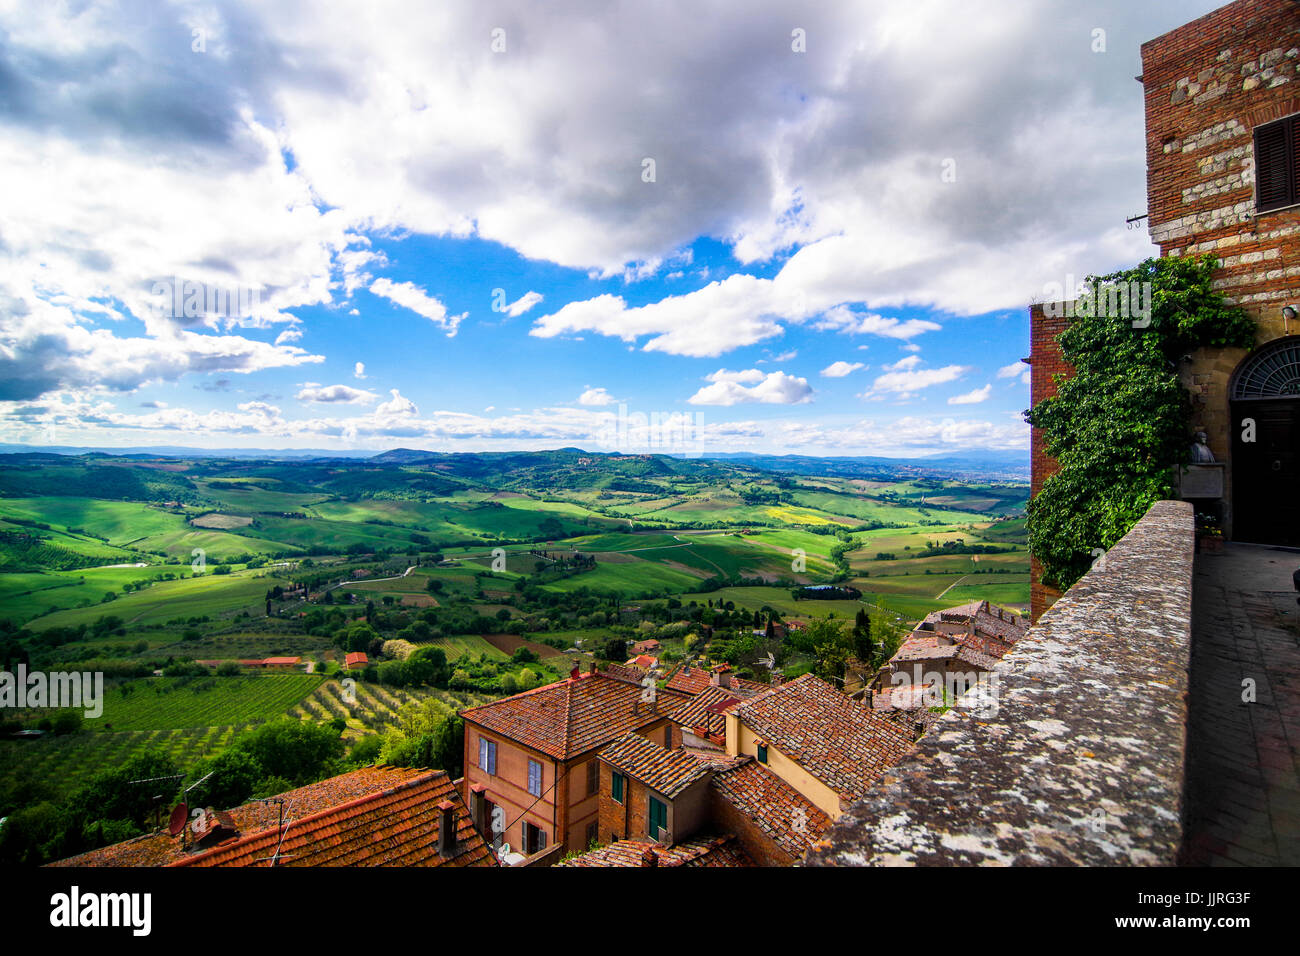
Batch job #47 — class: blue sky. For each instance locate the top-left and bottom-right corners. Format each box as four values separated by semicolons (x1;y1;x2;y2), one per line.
0;0;1223;456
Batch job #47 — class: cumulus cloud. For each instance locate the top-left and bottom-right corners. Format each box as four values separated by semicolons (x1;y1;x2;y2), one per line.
368;278;466;336
863;363;969;399
577;386;617;406
948;384;993;405
821;361;865;378
296;384;379;404
354;362;366;379
688;369;814;406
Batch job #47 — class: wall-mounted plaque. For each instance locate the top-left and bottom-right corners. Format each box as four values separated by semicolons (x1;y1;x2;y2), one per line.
1178;463;1225;499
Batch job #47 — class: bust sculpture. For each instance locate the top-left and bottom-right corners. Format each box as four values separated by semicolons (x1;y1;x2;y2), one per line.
1190;431;1216;463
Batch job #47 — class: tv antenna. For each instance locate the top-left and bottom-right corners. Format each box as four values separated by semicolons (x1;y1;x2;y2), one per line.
253;799;297;866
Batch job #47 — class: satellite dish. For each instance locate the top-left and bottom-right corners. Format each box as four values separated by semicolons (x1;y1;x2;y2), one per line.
168;803;189;837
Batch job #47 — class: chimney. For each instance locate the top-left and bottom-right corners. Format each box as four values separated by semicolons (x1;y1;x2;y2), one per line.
588;661;599;678
437;800;457;856
570;664;580;680
641;847;658;867
710;665;731;689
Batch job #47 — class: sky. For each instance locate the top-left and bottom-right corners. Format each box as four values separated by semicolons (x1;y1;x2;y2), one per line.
0;0;1225;458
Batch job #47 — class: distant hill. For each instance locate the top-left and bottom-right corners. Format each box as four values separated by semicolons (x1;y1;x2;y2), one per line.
699;450;1028;482
0;443;1028;482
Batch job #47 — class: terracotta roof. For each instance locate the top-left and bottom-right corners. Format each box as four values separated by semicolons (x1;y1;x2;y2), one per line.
671;683;749;738
665;664;769;698
665;665;712;696
172;770;493;868
599;732;712;798
554;833;754;867
599;662;649;685
262;656;301;666
460;671;687;761
345;652;369;668
625;654;658;670
51;766;492;868
734;673;916;801
710;757;832;858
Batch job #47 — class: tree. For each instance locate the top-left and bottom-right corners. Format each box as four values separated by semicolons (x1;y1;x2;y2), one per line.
232;719;345;786
1026;255;1254;590
812;642;849;686
852;608;874;664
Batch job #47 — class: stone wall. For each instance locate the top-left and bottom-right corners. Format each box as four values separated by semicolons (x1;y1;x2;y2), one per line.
805;500;1195;866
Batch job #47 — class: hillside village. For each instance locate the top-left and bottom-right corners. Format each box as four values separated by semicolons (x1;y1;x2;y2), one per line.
54;598;1019;868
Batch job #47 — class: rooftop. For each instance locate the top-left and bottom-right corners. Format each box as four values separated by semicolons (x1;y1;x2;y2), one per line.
460;669;687;761
735;673;916;801
52;766;492;868
555;833;754;867
710;757;832;859
599;731;712;798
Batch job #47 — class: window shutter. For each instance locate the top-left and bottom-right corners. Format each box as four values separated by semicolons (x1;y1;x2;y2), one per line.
1255;117;1296;212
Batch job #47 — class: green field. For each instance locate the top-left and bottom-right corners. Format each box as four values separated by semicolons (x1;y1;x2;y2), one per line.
90;674;324;731
28;568;291;631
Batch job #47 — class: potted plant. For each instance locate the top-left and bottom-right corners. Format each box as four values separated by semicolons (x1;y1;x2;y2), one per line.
1195;513;1224;554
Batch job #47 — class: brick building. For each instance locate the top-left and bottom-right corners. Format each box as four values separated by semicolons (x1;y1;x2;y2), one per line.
1030;0;1300;620
459;665;687;860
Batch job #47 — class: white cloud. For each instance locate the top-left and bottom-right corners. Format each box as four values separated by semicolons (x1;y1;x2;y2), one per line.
821;361;865;378
948;384;992;405
996;361;1025;379
354;362;366;379
503;291;544;318
369;278;466;336
883;355;922;371
296;384;379;405
864;364;969;398
376;388;418;418
688;370;813;406
578;386;617;406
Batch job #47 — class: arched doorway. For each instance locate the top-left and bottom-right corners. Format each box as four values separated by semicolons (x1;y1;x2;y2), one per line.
1229;336;1300;546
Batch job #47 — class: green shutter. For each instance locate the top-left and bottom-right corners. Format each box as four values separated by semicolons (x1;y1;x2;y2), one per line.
649;797;668;838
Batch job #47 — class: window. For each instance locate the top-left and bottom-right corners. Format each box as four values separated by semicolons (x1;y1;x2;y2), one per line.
1254;114;1299;213
664;725;672;748
585;821;598;848
757;744;768;765
522;821;547;855
478;737;497;775
527;758;543;797
648;796;668;841
611;771;625;804
586;759;599;796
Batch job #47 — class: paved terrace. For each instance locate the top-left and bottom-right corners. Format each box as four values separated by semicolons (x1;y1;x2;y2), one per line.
806;500;1197;866
1180;541;1300;866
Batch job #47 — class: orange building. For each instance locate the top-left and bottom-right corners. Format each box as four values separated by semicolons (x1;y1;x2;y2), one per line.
459;665;688;860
